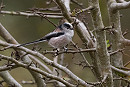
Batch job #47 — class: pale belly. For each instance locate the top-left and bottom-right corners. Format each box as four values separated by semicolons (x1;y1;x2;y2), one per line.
48;35;71;48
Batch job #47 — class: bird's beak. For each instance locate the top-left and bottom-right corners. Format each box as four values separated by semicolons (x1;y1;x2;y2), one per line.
70;28;74;30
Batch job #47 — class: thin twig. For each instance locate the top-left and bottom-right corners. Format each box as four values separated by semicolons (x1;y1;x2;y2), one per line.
117;0;127;3
124;61;130;67
0;40;91;87
71;41;93;70
0;11;63;19
85;81;102;86
37;13;57;27
114;77;130;84
43;48;96;55
29;7;60;12
21;80;35;84
71;0;84;8
75;6;94;16
29;55;52;73
111;65;130;76
109;49;124;55
0;44;96;54
0;54;75;87
0;0;5;11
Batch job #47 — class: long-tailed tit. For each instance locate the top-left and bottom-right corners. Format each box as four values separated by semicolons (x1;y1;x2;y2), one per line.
17;22;74;49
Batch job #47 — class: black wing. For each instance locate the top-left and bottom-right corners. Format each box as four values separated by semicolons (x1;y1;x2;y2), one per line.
43;32;65;40
17;32;64;47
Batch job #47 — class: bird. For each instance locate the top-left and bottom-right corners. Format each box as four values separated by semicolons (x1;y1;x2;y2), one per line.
17;22;74;49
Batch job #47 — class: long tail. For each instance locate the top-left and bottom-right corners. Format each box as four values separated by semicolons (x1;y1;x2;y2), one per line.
17;38;46;47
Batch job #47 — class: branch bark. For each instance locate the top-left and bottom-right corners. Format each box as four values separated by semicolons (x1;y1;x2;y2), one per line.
111;1;130;11
0;23;46;87
111;66;130;76
0;23;22;87
0;40;91;87
0;11;63;19
0;71;22;87
0;54;75;87
55;0;102;81
88;0;113;86
107;0;125;86
116;0;127;3
122;39;130;46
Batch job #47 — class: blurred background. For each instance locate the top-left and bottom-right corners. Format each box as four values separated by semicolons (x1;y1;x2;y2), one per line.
0;0;129;87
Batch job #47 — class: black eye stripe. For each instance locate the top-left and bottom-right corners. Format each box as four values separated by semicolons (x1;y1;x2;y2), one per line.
64;24;71;28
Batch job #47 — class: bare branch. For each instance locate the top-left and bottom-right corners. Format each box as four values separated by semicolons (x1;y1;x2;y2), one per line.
116;0;127;3
0;23;22;87
114;78;130;84
0;23;46;87
0;71;22;87
124;61;130;67
55;0;72;22
0;11;63;19
56;0;104;81
111;65;130;76
109;49;124;55
71;41;92;69
62;0;71;12
29;7;60;12
111;1;130;11
75;6;94;16
71;0;84;8
0;54;75;87
88;0;113;86
0;64;18;72
29;55;52;74
122;39;130;46
0;23;18;44
43;48;96;55
0;0;5;11
107;0;125;86
85;81;102;86
0;40;91;87
55;0;95;46
21;80;35;84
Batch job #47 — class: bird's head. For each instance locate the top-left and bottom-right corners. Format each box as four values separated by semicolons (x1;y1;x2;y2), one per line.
59;22;74;37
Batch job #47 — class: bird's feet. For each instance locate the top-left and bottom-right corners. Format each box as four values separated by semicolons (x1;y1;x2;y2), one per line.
64;47;68;52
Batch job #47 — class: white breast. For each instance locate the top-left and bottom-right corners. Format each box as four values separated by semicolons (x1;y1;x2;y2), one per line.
48;35;72;48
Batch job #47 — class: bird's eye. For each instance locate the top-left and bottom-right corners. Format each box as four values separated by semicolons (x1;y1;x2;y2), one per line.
64;23;71;29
